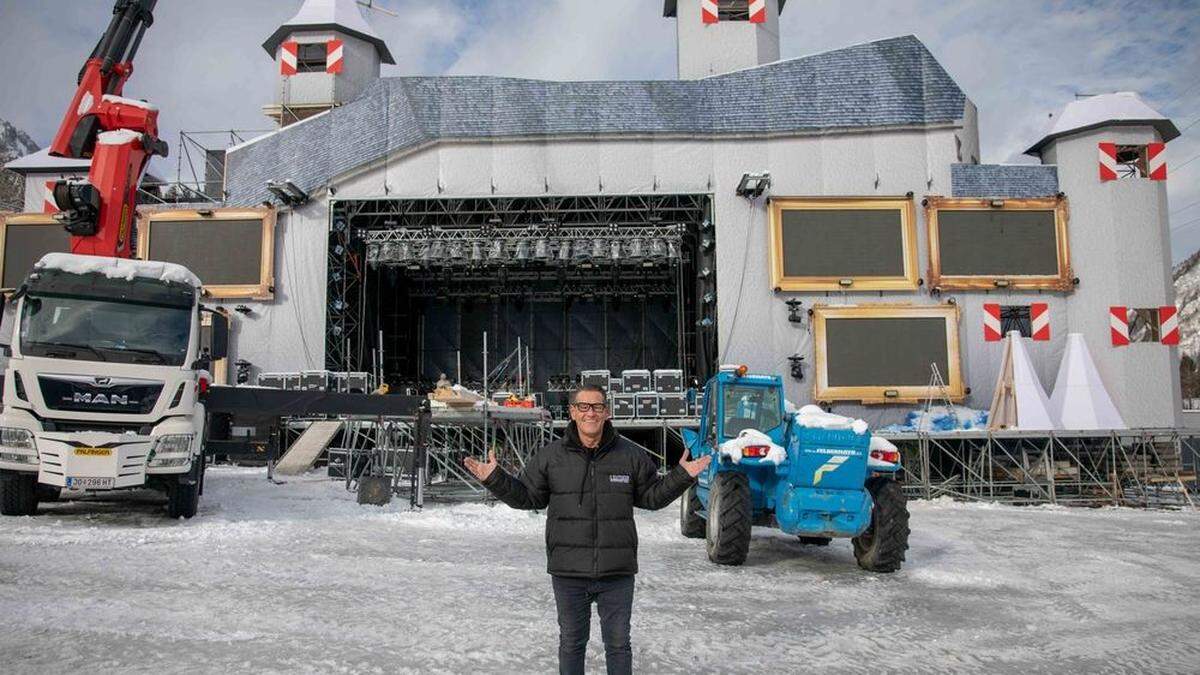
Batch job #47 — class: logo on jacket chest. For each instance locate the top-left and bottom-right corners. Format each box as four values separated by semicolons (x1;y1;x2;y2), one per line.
609;474;630;484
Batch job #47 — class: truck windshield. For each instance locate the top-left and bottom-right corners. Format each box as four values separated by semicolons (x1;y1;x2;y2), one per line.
20;293;191;366
722;384;782;438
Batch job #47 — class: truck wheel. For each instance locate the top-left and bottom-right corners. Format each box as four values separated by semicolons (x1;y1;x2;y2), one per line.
0;471;38;516
35;483;62;503
852;478;910;573
680;483;705;538
166;459;201;519
797;536;832;546
705;472;752;565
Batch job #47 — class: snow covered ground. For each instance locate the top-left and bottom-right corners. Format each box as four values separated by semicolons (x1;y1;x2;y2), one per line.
2;467;1199;674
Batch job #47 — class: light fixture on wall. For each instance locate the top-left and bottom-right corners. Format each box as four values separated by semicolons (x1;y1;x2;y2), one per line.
735;172;771;199
266;179;309;205
787;354;805;381
785;299;804;324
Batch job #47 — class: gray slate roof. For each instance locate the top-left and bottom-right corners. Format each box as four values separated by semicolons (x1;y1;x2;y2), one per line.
951;164;1059;199
226;35;967;206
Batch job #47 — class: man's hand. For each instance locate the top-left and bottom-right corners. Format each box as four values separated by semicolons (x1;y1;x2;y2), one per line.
464;449;498;482
678;446;712;478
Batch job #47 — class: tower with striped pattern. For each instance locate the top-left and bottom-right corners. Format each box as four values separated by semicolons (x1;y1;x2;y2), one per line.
664;0;784;80
262;0;395;127
1026;92;1182;427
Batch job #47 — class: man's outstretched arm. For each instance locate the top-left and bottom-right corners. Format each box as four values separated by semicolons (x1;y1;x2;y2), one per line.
465;449;550;510
633;446;710;510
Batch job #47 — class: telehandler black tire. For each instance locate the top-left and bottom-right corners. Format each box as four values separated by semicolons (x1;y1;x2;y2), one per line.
706;472;752;565
797;536;832;546
0;471;38;516
852;478;910;573
680;483;706;538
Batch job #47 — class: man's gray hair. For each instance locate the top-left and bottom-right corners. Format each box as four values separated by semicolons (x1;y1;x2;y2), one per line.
570;384;607;403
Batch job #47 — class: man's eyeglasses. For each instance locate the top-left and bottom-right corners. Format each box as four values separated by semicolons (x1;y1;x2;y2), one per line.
572;402;608;413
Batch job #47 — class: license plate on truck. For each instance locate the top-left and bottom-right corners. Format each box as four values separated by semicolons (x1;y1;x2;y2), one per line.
66;477;115;490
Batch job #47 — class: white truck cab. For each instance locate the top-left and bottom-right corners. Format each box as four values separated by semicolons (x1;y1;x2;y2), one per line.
0;253;226;518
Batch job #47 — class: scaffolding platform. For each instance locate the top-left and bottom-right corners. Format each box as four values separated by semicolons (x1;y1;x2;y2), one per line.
317;406;555;505
885;427;1198;508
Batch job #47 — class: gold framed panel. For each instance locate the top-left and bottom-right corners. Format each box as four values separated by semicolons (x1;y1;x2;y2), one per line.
925;196;1072;291
768;196;919;292
0;213;70;292
136;207;276;300
812;303;964;404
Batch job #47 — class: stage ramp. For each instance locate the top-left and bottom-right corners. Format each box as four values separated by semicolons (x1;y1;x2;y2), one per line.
275;420;344;475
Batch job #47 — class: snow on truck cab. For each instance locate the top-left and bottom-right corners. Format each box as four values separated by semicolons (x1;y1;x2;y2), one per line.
0;253;227;518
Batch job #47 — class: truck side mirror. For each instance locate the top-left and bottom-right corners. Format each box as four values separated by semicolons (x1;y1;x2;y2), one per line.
206;310;229;361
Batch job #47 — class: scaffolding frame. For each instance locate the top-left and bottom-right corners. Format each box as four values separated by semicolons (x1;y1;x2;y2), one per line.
320;408;555;504
888;428;1198;508
136;128;272;205
293;416;1199;509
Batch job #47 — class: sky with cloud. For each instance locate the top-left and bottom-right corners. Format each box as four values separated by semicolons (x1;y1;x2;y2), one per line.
1;0;1197;259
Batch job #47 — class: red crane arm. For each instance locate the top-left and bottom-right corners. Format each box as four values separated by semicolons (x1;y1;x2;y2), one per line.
48;0;165;259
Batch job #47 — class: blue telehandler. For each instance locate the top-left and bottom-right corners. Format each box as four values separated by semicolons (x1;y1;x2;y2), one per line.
680;368;910;571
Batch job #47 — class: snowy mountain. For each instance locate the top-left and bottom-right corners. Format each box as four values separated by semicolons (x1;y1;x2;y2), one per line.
0;118;39;211
1172;250;1200;360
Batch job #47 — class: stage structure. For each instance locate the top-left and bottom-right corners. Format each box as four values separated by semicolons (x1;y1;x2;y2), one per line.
887;428;1198;508
320;407;555;504
327;195;717;403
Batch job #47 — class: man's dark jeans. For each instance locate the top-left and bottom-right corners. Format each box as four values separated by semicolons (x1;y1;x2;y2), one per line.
551;574;634;675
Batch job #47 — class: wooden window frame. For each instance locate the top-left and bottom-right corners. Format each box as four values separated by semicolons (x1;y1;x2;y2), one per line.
812;303;964;404
768;196;919;292
136;207;276;300
0;213;66;292
925;196;1073;291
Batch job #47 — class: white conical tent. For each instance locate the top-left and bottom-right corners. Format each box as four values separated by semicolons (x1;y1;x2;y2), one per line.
1049;333;1126;429
988;331;1060;431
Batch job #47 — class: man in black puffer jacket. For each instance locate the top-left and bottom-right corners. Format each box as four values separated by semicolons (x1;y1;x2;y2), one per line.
465;384;710;675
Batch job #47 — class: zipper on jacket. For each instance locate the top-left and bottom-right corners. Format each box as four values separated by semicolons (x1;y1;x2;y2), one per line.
591;460;598;576
579;453;592;506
